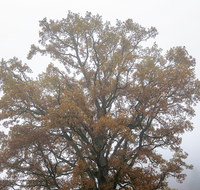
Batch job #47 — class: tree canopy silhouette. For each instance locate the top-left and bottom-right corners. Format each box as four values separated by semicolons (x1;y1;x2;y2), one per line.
0;12;199;189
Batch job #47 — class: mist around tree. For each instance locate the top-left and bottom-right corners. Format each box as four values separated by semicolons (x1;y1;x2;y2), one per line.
0;12;200;189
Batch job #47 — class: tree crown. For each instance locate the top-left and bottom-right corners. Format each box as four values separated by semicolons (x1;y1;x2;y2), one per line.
0;11;199;190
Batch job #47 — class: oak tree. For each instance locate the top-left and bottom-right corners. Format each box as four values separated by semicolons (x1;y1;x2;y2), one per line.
0;12;200;189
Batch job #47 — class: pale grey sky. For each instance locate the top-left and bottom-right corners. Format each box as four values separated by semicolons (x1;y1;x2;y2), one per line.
0;0;200;189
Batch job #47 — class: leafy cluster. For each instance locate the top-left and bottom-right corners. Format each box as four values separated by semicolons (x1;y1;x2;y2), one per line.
0;12;199;189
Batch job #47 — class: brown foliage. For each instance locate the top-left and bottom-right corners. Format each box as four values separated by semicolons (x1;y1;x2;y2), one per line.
0;11;199;189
